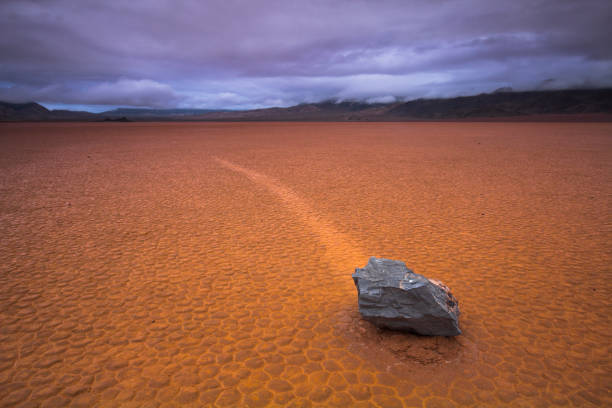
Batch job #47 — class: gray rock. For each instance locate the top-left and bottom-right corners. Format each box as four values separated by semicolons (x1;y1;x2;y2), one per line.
352;257;461;336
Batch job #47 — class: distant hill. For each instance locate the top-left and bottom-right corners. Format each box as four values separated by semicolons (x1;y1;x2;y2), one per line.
2;89;611;122
100;108;231;117
384;88;612;119
0;101;49;120
0;103;227;121
0;101;97;121
196;89;612;121
190;100;391;121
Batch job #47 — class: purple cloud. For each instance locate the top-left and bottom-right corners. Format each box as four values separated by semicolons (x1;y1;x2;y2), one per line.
0;79;179;108
0;0;611;109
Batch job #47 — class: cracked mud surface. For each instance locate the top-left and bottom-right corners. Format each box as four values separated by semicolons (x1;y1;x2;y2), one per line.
1;122;611;407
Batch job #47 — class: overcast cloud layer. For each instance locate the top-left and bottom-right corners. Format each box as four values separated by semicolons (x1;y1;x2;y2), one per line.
1;0;611;110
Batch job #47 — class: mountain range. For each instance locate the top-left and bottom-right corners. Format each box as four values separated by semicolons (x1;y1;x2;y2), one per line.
2;89;611;122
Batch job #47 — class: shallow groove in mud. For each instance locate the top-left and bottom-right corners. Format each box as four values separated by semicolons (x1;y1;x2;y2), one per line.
214;156;367;273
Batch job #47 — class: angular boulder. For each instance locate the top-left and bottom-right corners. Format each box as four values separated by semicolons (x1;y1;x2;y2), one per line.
352;257;461;336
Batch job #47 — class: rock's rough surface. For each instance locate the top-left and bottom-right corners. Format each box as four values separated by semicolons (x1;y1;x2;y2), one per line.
352;257;461;336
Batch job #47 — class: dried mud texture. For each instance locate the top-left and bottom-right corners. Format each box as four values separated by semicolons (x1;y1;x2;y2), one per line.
0;122;611;407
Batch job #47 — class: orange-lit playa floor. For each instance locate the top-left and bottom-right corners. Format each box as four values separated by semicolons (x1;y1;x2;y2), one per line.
0;122;611;407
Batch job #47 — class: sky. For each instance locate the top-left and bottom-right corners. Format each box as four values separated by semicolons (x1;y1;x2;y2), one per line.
0;0;611;112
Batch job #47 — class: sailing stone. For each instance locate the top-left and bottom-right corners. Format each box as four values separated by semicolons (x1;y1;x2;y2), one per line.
352;257;461;336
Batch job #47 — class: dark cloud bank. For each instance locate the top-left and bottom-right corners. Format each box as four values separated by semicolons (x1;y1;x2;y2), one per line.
1;0;611;111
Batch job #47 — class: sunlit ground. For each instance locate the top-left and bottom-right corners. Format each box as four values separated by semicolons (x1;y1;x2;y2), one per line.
1;122;610;407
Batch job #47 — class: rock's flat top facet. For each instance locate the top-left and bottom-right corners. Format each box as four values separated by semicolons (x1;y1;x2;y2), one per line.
352;257;461;336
